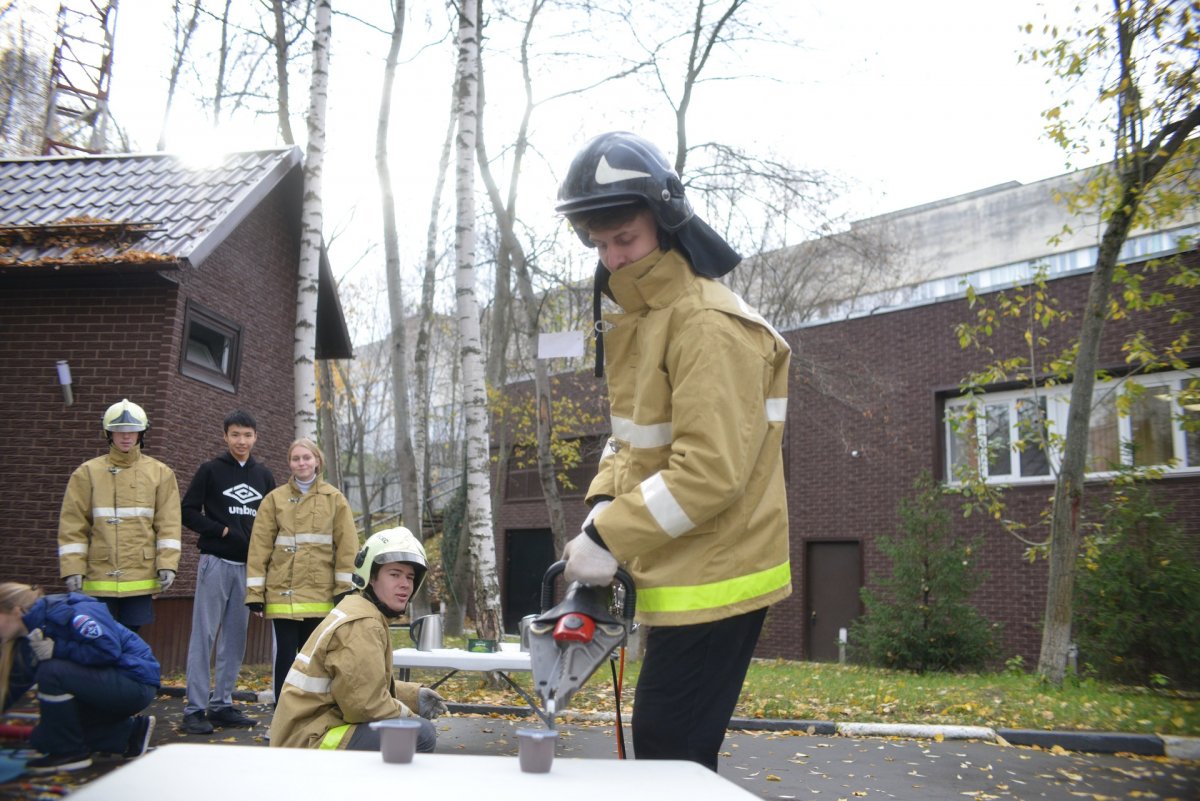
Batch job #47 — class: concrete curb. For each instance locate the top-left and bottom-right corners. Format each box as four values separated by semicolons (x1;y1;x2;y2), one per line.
997;728;1169;757
839;722;996;741
1161;735;1200;760
154;687;1199;758
157;684;259;703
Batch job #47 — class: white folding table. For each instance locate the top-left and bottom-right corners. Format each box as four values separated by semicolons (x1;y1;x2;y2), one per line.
69;743;759;799
393;643;546;722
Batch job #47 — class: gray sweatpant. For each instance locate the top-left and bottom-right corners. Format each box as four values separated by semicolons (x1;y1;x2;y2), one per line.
185;554;250;714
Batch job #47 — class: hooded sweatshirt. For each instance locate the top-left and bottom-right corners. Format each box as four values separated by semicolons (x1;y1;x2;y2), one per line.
181;451;276;563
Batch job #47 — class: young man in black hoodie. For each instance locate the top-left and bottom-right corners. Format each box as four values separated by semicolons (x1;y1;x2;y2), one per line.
180;410;276;735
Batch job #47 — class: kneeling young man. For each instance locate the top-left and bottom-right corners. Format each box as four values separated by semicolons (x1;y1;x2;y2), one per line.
270;528;446;751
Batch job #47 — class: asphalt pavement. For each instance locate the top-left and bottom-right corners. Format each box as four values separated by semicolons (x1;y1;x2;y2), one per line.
4;690;1194;801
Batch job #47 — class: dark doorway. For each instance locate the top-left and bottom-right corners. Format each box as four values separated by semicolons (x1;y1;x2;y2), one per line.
805;541;862;661
504;528;556;633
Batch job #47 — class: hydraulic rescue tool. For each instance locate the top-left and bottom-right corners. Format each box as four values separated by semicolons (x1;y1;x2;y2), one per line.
528;560;636;727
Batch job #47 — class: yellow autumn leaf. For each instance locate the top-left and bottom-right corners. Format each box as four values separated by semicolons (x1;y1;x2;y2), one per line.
934;732;944;742
766;774;781;782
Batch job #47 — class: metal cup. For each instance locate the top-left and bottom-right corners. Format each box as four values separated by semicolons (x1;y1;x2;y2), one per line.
516;728;557;773
409;614;443;651
370;718;422;764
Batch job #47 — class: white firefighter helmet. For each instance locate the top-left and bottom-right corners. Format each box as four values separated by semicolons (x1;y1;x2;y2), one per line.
352;526;428;594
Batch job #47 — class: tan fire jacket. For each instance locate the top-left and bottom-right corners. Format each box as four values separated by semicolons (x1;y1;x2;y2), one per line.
57;445;181;597
588;248;792;626
270;594;421;749
245;477;358;620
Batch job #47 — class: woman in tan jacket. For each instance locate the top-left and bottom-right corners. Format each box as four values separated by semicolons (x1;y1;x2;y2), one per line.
246;439;357;703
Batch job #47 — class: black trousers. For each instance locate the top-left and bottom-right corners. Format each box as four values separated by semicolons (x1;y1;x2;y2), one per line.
272;618;321;703
632;606;767;771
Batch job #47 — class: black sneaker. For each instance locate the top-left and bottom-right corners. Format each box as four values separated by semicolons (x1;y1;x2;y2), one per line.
26;751;93;774
208;706;256;728
124;715;156;758
181;710;214;735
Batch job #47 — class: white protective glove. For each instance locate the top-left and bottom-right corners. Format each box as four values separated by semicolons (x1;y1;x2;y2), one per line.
418;687;449;720
64;575;83;593
563;533;619;587
158;569;175;592
28;629;54;662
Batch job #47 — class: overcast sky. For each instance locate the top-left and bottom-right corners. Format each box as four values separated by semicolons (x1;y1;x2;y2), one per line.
99;0;1084;312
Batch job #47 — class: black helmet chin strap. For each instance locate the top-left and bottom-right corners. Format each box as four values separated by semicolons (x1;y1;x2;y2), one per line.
592;261;611;377
363;585;405;619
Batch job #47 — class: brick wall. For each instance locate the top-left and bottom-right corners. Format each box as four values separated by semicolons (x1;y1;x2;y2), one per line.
770;255;1200;663
493;254;1200;665
0;274;175;591
0;172;301;670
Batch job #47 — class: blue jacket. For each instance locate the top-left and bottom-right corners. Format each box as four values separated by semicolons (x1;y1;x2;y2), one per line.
22;592;161;687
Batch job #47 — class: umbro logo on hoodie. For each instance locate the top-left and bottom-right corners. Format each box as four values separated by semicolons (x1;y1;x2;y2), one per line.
224;483;264;515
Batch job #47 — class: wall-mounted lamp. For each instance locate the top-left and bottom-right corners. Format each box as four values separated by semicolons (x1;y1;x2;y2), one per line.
56;360;74;406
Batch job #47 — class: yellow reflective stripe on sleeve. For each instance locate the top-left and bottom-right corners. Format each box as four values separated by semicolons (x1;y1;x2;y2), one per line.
640;473;694;537
82;579;159;594
319;724;351;750
265;602;334;615
636;561;792;614
58;543;88;556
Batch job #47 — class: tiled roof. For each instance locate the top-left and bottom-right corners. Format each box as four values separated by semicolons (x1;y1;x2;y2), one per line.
0;148;302;268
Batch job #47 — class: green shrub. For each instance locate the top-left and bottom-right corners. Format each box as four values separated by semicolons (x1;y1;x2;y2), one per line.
1073;478;1200;689
851;472;997;672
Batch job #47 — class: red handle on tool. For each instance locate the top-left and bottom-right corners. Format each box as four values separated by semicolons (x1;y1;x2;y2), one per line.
553;612;595;642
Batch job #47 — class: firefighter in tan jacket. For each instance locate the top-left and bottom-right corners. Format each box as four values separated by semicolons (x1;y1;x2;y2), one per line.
556;133;792;772
57;399;181;632
270;527;445;752
245;438;358;702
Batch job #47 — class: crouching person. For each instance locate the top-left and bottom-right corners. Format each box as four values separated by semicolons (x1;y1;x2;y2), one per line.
270;527;446;752
0;583;159;774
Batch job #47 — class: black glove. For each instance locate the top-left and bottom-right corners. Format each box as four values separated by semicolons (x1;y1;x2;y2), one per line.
246;602;264;614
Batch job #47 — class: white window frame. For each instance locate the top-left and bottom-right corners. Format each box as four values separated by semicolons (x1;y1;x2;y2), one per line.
945;369;1200;485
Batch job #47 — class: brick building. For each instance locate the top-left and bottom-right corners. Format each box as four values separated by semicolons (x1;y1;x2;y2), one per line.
0;148;352;670
492;169;1200;665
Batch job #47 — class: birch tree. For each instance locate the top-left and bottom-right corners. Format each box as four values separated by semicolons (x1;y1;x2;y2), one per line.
374;0;431;615
1030;0;1199;684
293;0;331;441
453;0;503;640
415;98;456;528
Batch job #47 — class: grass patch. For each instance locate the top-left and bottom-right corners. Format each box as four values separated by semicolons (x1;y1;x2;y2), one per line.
167;633;1198;736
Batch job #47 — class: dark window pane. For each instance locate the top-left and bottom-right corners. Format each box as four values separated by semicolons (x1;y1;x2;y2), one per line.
1017;397;1049;476
985;403;1011;476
